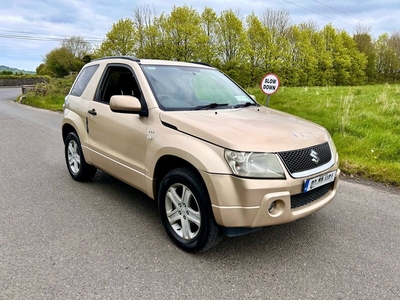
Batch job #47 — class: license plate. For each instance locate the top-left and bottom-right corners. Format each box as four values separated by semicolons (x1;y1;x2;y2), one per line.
303;171;336;193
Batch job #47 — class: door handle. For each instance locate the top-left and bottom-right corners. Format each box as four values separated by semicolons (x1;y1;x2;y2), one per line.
88;109;97;116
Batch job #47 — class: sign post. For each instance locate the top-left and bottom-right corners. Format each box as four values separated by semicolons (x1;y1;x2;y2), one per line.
260;73;280;107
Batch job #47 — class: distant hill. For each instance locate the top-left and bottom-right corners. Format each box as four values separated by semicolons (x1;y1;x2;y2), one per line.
0;65;35;75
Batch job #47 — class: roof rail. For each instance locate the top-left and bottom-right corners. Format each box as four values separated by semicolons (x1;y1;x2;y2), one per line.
93;56;141;62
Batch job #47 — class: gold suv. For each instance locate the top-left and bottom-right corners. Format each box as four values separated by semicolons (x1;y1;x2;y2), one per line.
62;57;340;253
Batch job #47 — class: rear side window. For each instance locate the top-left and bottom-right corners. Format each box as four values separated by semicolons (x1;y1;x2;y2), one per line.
70;64;99;96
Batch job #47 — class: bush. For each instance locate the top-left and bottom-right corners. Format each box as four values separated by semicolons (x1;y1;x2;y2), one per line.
19;76;76;111
29;76;76;96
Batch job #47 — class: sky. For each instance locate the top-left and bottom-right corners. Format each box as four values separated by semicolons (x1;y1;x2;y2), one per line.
1;0;399;72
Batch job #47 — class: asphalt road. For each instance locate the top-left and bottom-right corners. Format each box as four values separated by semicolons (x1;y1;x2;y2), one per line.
1;87;399;299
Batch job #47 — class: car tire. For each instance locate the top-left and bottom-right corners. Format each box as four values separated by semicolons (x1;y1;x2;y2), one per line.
158;167;222;253
65;132;97;181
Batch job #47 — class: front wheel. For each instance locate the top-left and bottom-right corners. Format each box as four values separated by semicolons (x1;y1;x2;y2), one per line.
158;168;222;253
65;132;97;181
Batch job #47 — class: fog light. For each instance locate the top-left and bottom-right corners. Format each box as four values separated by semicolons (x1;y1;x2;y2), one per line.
268;201;276;213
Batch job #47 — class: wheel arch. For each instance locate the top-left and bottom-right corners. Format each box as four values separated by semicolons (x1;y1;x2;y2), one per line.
62;118;91;164
152;155;205;202
62;123;77;143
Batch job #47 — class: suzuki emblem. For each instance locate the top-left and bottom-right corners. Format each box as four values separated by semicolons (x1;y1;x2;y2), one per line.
310;149;320;164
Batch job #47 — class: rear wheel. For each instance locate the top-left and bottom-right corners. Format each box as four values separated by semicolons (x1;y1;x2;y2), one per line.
65;132;96;181
158;168;222;253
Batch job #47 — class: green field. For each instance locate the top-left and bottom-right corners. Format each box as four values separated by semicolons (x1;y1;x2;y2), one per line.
19;82;400;186
248;84;400;186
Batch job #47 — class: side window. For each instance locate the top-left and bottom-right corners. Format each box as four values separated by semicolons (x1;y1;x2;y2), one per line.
70;65;99;97
99;66;141;104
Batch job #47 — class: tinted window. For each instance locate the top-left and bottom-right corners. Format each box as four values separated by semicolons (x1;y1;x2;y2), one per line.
70;65;99;97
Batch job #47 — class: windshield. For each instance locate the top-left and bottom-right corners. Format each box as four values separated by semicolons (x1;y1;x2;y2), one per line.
141;65;256;111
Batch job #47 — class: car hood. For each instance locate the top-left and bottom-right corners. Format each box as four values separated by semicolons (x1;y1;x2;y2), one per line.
159;107;330;152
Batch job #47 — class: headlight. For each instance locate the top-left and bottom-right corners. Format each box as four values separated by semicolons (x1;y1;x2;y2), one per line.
224;150;285;178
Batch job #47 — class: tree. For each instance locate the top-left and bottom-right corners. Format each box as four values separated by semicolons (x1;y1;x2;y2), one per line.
285;25;319;86
162;5;207;61
339;31;367;85
298;20;319;32
320;24;352;85
353;36;376;82
216;9;250;85
375;33;400;82
61;36;91;59
316;25;367;86
388;32;400;57
138;13;171;59
257;9;292;84
353;25;376;83
132;5;157;58
93;18;136;58
246;13;272;85
388;32;400;81
305;27;333;86
199;7;219;65
40;47;83;77
36;63;48;75
260;8;291;38
60;5;400;86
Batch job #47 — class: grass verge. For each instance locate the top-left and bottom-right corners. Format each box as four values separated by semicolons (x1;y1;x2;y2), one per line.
18;76;74;111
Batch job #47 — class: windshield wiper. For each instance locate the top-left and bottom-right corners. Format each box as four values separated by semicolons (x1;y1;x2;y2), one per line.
233;102;256;108
193;103;229;110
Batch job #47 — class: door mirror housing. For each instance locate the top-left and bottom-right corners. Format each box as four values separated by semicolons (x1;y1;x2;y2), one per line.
110;95;142;114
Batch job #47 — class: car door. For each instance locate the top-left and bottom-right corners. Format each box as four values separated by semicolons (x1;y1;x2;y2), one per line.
86;63;147;192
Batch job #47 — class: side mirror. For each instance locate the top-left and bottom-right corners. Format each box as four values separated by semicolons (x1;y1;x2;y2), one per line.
110;95;141;114
250;94;257;101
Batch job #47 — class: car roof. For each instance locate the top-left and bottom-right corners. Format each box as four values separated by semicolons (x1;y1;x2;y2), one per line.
92;56;213;68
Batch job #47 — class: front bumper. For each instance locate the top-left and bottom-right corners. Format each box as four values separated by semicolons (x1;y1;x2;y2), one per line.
202;166;340;229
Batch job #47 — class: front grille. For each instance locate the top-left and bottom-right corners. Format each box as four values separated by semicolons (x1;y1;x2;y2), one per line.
278;142;332;174
291;182;333;209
